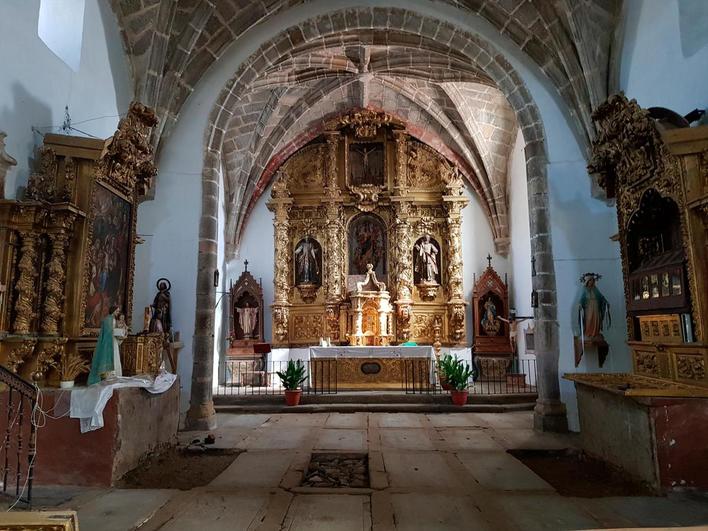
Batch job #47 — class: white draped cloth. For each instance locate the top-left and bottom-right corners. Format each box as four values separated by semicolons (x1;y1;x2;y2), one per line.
70;372;177;433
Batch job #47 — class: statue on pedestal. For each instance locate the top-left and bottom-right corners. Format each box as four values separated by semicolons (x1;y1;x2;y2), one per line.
237;303;258;339
88;306;128;384
574;273;611;367
148;278;172;337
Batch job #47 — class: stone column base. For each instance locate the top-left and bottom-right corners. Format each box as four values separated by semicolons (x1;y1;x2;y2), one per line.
533;398;568;433
185;401;217;431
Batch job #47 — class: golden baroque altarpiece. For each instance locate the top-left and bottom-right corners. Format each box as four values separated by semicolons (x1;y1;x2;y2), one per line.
268;110;468;348
0;102;163;382
586;93;708;391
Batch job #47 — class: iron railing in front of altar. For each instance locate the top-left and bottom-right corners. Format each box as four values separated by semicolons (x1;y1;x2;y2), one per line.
217;359;338;396
215;356;537;397
0;365;38;508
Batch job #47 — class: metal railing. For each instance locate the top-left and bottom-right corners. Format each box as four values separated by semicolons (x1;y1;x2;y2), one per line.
217;359;338;395
404;357;537;395
0;365;38;507
216;356;537;397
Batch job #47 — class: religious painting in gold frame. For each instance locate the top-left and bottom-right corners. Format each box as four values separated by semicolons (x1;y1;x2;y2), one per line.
348;213;387;278
80;180;135;335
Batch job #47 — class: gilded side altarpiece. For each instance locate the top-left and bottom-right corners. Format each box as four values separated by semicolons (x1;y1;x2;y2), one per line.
587;94;708;391
268;110;468;348
0;102;159;383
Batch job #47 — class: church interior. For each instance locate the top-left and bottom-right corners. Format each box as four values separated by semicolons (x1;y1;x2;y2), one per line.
1;0;708;529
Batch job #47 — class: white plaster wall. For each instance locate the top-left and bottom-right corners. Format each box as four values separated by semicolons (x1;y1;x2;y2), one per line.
620;0;708;114
132;106;204;412
461;186;510;341
507;128;534;369
0;0;132;199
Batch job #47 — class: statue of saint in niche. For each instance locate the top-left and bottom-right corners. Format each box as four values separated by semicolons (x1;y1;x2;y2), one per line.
237;302;259;339
294;235;321;285
481;297;502;335
414;235;440;284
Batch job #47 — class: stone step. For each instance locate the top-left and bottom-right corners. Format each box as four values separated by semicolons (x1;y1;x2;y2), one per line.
214;402;536;414
215;391;536;405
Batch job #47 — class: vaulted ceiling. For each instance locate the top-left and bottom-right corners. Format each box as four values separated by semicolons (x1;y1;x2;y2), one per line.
109;0;621;253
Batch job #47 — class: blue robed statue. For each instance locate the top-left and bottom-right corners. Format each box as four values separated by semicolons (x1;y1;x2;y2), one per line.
88;306;128;385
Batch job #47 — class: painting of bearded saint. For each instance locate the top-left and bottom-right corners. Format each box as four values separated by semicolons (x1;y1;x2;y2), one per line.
84;185;132;330
349;214;386;278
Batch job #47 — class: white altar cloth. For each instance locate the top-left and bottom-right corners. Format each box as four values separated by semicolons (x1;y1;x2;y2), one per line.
70;372;177;433
309;346;434;359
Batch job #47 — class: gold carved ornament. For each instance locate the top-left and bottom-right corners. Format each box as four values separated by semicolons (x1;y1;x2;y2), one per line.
676;354;706;381
6;339;37;374
26;146;58;201
12;231;39;334
98;101;158;198
331;109;401;138
34;338;67;380
588;93;700;341
291;314;323;341
41;229;73;335
635;351;660;377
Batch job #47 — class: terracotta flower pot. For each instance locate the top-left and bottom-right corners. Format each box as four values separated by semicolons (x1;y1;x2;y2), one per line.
441;381;453;391
284;389;302;406
450;389;468;406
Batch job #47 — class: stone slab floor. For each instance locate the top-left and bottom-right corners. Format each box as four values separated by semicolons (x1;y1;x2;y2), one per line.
34;412;708;530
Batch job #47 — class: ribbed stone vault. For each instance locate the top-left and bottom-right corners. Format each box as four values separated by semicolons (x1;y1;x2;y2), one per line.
219;44;518;254
110;0;620;153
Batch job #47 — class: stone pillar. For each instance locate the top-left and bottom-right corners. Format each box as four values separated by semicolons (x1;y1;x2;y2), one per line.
186;150;220;430
12;231;39;335
527;150;567;432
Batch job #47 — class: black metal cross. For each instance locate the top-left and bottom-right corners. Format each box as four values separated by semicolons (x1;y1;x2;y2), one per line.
486;254;492;268
244;259;249;271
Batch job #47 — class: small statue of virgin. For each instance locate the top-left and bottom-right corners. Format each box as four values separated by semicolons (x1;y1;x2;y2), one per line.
88;306;128;385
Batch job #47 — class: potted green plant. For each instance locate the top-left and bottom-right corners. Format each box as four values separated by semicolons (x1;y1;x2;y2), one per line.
276;360;308;406
446;358;475;406
437;354;456;390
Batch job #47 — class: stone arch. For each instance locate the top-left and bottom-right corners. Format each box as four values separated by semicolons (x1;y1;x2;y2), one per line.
187;6;564;432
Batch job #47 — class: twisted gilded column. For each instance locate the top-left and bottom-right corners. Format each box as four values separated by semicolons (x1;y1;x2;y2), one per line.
12;231;39;334
40;232;69;335
268;173;293;344
443;193;468;344
392;200;414;342
323;131;343;341
41;218;74;335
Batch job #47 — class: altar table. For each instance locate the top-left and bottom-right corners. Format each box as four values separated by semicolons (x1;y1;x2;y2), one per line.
308;346;435;389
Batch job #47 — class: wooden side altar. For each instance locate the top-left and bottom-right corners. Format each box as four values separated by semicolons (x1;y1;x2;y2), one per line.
566;95;708;491
0;101;162;384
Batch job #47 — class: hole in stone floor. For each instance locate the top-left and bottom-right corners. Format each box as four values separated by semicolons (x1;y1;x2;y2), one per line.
118;446;242;490
508;448;657;497
301;453;370;488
